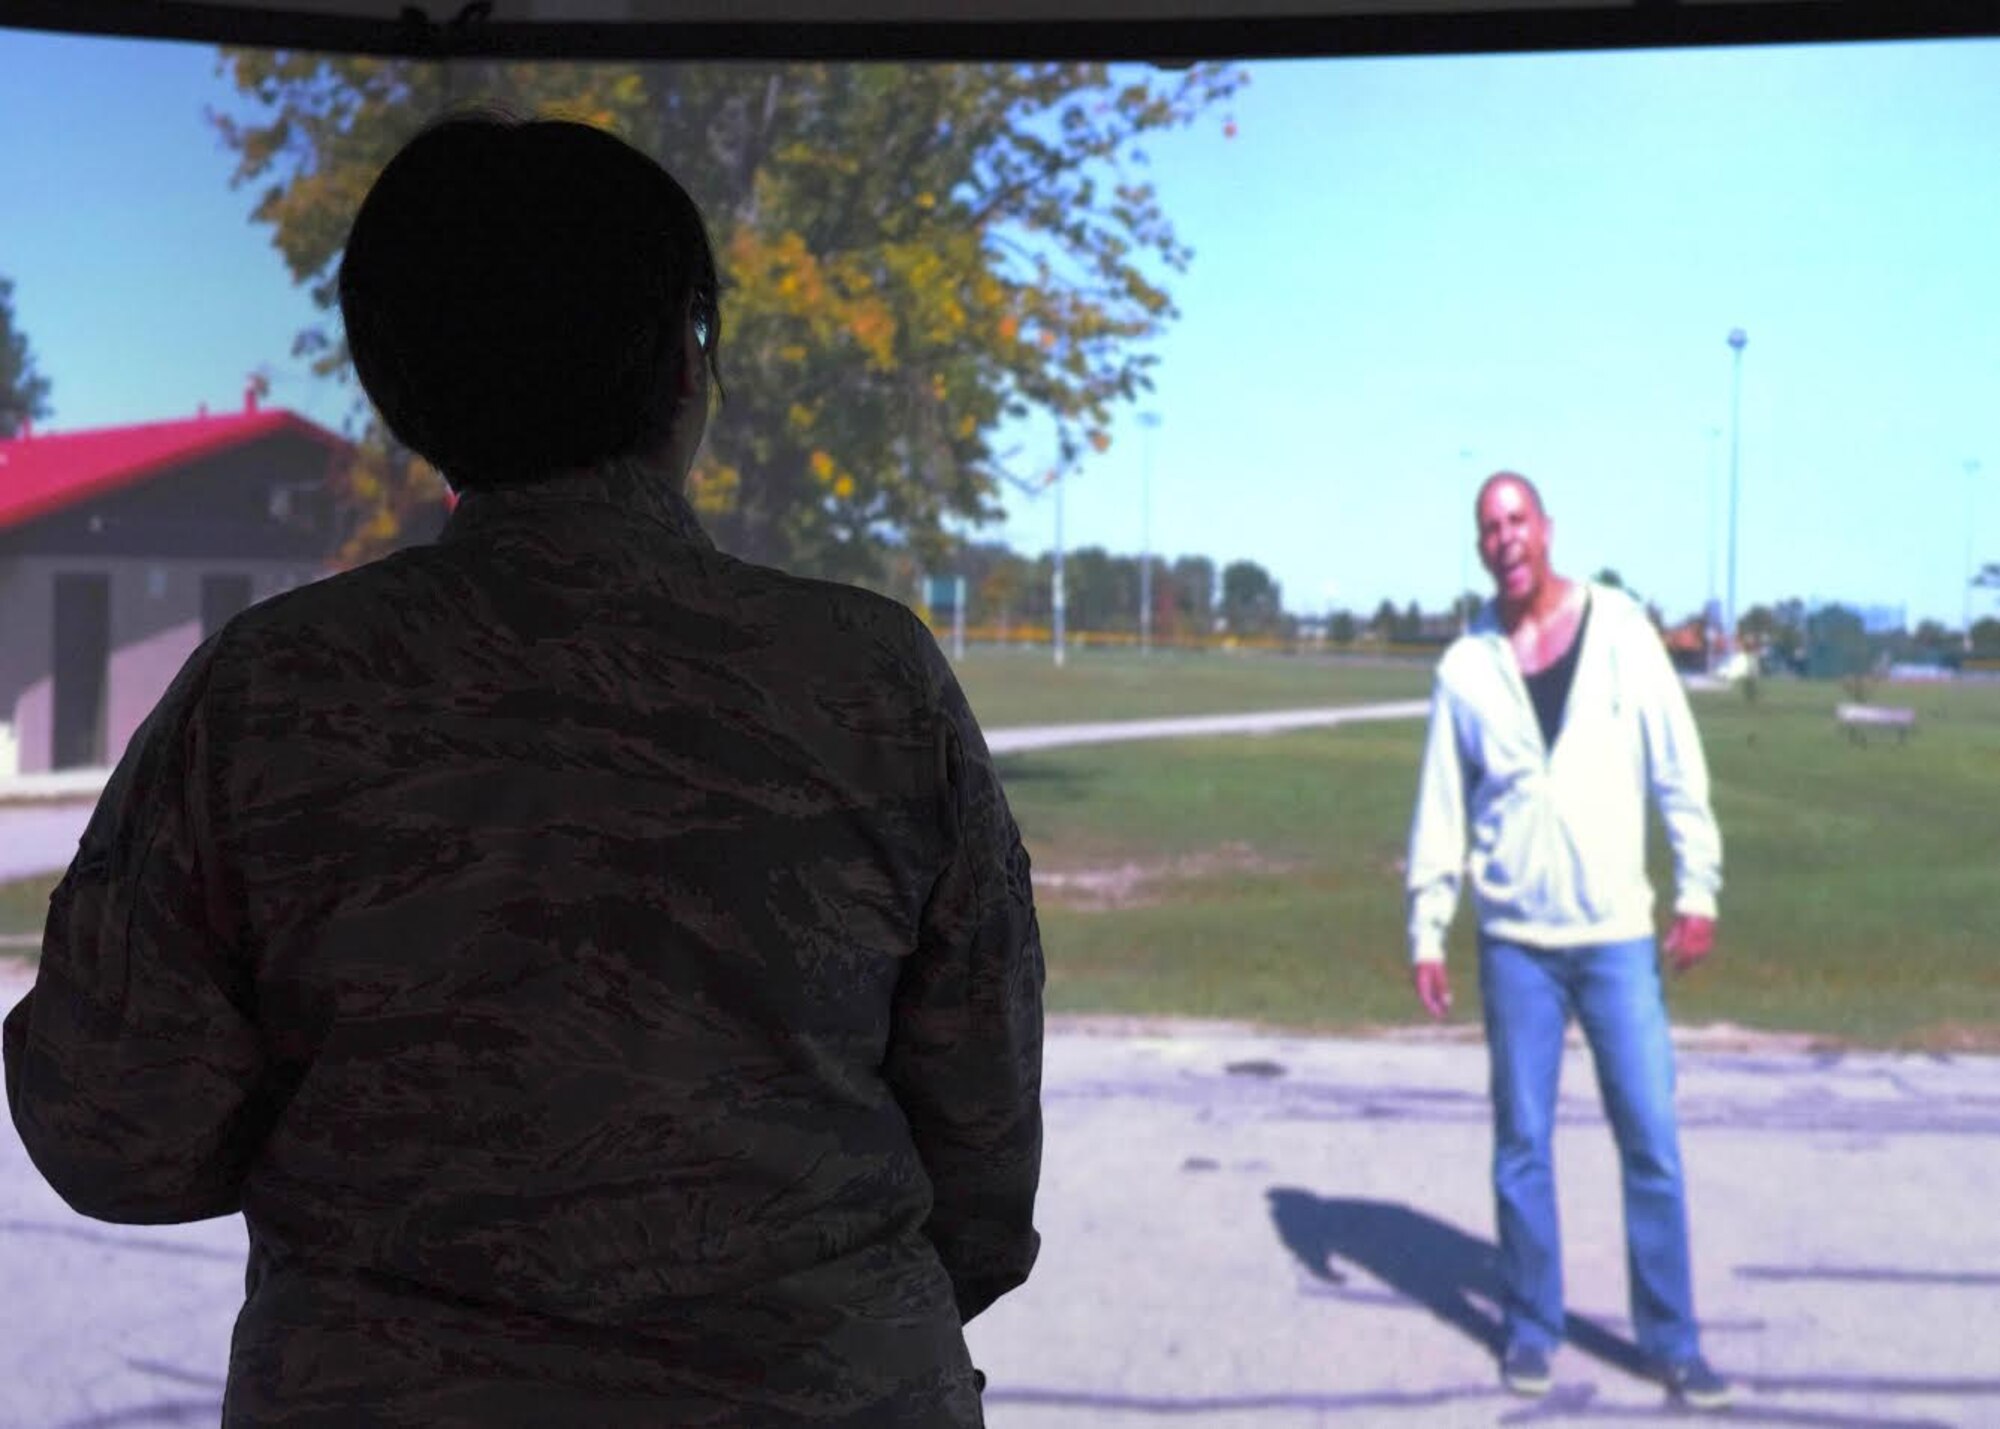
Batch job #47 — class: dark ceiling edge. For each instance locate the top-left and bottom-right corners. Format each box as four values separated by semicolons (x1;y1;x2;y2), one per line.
2;0;1998;61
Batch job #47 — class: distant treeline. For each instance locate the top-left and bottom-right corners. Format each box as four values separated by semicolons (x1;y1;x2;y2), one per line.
912;541;1471;643
900;543;2000;666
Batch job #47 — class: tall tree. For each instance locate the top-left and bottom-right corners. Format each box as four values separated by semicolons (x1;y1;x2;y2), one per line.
1219;559;1282;636
1738;598;1806;669
213;56;1243;576
1062;546;1141;631
0;276;53;438
1804;603;1872;680
1170;554;1215;634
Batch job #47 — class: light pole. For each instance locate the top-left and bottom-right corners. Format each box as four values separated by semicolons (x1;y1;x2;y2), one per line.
1051;464;1067;668
1139;412;1161;654
1706;425;1721;669
1965;459;1982;653
993;461;1068;668
1725;329;1748;655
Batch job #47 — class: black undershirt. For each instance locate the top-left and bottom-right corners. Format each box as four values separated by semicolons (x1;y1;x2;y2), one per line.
1523;596;1591;752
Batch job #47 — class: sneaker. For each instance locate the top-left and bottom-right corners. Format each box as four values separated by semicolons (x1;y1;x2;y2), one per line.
1663;1356;1734;1410
1500;1343;1553;1397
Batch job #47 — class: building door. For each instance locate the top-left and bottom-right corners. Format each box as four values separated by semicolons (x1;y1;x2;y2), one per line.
51;573;111;770
201;573;254;638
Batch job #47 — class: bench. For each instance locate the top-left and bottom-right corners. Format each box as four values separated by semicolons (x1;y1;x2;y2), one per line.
1834;703;1916;745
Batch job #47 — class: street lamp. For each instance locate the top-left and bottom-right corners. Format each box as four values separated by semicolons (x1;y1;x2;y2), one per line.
993;460;1069;668
1139;412;1161;655
1706;425;1721;670
1725;329;1748;655
1052;464;1068;668
1965;459;1982;653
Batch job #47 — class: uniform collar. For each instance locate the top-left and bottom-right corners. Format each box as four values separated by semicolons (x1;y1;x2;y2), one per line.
441;462;716;551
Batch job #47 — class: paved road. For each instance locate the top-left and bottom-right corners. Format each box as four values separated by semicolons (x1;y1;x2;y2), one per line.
3;953;1995;1428
0;804;93;885
0;702;1434;886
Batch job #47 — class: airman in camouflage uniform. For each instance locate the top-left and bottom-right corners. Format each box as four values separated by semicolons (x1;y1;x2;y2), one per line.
5;113;1043;1427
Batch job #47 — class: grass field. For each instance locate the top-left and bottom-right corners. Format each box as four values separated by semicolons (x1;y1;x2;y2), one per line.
950;644;1435;725
0;874;50;949
5;651;1997;1049
994;661;2000;1050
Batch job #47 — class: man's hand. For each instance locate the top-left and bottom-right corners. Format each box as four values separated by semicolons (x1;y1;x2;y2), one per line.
1664;915;1717;974
1414;963;1453;1020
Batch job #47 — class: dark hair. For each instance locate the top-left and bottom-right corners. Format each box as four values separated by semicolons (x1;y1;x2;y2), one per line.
338;112;722;489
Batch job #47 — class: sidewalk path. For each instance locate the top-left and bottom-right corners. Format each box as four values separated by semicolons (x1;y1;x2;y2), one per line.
986;701;1430;755
0;803;93;884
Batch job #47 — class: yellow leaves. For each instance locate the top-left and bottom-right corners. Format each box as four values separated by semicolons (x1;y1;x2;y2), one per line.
327;437;450;570
998;314;1021;343
535;97;615;128
787;402;817;431
729;230;897;372
809;450;857;501
688;460;741;516
848;306;896;365
956;414;978;440
916;192;937;210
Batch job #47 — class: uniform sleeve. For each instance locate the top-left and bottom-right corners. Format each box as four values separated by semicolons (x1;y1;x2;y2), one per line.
883;634;1044;1324
3;639;273;1224
1633;621;1724;919
1405;673;1469;966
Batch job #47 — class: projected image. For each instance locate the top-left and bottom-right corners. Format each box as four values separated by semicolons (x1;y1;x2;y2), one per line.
1;25;1996;1429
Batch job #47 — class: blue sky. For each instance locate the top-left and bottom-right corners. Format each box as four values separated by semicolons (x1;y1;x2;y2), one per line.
3;29;1997;628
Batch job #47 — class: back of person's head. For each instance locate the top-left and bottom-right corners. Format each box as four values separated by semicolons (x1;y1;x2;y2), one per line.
339;110;721;490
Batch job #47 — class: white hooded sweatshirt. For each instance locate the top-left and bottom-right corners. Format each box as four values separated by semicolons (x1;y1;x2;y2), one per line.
1405;582;1722;965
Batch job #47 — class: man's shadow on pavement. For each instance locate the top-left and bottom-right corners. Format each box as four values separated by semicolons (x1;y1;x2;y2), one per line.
1268;1188;1652;1380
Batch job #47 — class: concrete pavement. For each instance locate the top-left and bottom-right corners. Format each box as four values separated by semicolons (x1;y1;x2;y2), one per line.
4;952;1996;1428
0;804;91;885
985;702;1430;755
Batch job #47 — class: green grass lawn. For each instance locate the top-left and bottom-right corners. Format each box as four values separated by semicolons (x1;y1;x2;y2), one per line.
951;645;1434;726
0;872;54;947
5;665;1996;1049
1001;675;2000;1050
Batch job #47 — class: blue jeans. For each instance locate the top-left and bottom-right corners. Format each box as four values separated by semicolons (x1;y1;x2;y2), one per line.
1479;935;1700;1365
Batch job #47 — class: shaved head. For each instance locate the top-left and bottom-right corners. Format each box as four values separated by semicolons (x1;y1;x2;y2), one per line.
1475;471;1546;525
1474;469;1561;615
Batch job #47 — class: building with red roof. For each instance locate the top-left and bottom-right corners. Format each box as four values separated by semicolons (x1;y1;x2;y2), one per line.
0;389;351;776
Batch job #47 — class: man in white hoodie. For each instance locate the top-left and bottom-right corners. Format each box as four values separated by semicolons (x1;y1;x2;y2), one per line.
1405;472;1732;1409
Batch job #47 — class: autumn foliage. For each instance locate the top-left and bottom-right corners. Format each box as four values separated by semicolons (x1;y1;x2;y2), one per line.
212;55;1242;579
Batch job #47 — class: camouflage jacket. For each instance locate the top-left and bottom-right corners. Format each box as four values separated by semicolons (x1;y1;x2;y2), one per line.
4;471;1044;1427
